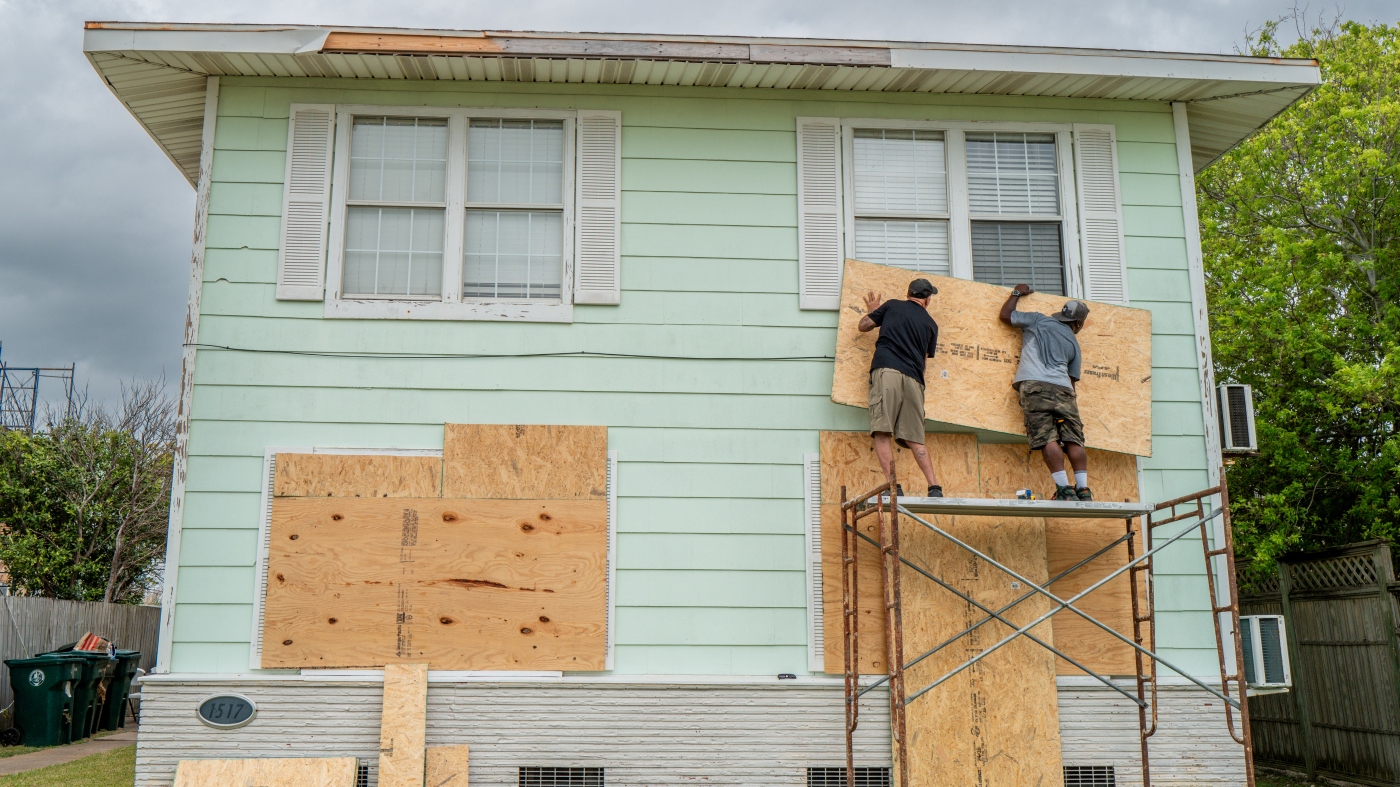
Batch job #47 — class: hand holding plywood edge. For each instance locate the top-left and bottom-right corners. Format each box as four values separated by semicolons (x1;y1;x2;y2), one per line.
832;258;1153;457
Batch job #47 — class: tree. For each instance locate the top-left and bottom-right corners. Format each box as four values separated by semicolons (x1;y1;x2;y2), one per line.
0;382;174;602
1198;17;1400;585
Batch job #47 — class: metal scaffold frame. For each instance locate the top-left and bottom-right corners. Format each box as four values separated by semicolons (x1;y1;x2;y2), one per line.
0;343;75;433
840;470;1254;787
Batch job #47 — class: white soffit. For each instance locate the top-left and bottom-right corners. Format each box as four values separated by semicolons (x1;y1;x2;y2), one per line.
83;22;1320;185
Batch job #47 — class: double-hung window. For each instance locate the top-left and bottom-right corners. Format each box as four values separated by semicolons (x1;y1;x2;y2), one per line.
966;132;1065;294
841;124;1080;297
289;105;620;320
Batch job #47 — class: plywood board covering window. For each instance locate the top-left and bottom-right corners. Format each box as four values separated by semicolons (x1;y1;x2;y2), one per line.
832;258;1152;456
261;424;608;670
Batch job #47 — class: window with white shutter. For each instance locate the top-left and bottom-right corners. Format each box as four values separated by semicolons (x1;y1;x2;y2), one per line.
851;129;951;276
797;118;844;310
319;106;618;321
574;110;622;305
277;104;336;300
1073;124;1129;304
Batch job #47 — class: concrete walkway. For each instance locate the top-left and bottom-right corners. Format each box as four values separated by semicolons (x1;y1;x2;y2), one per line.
0;728;138;776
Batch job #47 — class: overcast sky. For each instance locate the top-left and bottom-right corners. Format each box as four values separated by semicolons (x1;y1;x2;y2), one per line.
0;0;1394;410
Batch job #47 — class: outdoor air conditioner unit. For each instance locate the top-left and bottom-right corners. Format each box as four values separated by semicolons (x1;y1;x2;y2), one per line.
1240;614;1291;695
1218;384;1258;454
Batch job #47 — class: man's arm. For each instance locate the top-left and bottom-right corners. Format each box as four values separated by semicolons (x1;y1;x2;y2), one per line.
858;291;883;332
998;283;1033;325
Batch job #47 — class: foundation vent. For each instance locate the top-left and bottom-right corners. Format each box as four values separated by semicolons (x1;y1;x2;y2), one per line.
806;767;893;787
519;767;605;786
355;760;375;787
1064;765;1115;786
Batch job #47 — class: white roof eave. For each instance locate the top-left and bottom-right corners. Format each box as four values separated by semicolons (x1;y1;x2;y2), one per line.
82;22;1321;186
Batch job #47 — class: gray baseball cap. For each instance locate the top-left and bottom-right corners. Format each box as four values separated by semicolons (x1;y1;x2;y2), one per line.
907;278;938;298
1052;300;1090;323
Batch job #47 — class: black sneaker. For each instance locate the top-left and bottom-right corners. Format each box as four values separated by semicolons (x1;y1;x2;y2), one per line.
1076;487;1094;502
1053;485;1078;501
927;485;944;498
894;484;904;497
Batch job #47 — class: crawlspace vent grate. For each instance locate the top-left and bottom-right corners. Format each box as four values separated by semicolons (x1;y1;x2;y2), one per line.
1064;765;1116;786
355;760;375;787
807;767;893;787
520;767;605;787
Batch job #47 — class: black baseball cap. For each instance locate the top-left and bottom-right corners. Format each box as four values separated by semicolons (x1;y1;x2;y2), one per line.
907;278;938;298
1052;300;1090;323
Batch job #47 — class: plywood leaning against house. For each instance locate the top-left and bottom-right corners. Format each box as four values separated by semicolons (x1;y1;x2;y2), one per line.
380;663;428;787
263;424;608;670
832;258;1154;456
819;431;1145;676
426;745;471;787
172;757;358;787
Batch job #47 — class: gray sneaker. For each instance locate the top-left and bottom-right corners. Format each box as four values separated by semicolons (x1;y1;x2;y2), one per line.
1076;487;1094;502
1053;485;1078;501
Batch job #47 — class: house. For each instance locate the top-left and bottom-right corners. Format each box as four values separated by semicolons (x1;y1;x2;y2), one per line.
83;21;1321;787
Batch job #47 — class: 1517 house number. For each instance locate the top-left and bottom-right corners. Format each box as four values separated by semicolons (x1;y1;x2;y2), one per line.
196;694;257;729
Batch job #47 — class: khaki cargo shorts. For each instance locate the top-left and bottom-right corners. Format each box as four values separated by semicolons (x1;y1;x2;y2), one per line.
1018;380;1085;450
869;367;927;448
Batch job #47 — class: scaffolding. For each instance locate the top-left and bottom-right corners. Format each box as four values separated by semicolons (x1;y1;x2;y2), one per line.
840;471;1252;787
0;343;75;433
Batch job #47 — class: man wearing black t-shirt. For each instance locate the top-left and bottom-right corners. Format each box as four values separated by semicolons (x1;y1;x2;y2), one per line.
857;278;944;498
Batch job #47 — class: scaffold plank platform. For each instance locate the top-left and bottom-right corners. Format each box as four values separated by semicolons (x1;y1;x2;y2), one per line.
868;496;1157;518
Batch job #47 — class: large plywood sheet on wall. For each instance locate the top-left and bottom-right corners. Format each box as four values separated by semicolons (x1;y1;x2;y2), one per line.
832;259;1153;456
819;432;1145;677
275;453;442;498
818;431;979;674
899;512;1063;787
379;663;428;787
263;497;607;670
172;757;358;787
443;424;607;499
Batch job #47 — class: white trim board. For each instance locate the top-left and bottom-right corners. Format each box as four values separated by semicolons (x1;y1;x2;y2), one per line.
156;75;219;674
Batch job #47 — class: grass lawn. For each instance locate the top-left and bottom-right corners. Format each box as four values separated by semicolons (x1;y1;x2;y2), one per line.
0;729;127;761
1258;769;1329;786
0;745;133;787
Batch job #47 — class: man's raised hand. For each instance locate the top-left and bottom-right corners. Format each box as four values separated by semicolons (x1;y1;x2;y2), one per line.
1013;283;1033;296
863;290;883;313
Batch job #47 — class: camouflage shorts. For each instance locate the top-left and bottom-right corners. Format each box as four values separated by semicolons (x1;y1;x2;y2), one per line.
1018;380;1085;450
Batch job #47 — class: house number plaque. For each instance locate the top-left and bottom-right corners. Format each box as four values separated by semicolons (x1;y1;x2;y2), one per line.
196;694;257;729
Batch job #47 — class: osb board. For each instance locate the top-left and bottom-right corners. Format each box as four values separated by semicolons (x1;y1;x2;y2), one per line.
899;510;1062;787
819;432;1145;677
427;745;470;787
831;258;1154;456
263;497;607;670
274;453;442;498
443;424;607;499
172;757;357;787
380;663;428;787
818;431;980;674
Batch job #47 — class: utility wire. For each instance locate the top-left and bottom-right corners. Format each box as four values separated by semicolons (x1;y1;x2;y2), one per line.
188;343;836;363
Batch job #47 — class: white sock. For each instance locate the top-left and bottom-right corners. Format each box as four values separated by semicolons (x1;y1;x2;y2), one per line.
1075;471;1088;489
1051;470;1070;487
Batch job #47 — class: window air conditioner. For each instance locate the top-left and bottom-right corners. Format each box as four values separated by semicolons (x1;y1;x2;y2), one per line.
1218;384;1258;453
1240;614;1291;695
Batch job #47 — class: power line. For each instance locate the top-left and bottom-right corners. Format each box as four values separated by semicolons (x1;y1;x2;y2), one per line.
188;343;836;363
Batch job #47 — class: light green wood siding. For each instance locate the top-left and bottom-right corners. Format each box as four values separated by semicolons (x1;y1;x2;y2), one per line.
170;78;1218;676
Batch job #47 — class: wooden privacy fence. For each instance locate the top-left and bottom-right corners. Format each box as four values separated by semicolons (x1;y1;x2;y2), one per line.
1240;540;1400;786
0;595;159;724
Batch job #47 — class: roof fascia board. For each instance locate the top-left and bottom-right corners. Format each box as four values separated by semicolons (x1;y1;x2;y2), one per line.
83;26;330;55
891;47;1320;85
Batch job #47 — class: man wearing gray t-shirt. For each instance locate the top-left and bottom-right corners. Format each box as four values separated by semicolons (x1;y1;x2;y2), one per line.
999;283;1093;501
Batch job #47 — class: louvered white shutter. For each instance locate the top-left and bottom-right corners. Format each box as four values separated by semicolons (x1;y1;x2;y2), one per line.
574;110;622;305
804;453;825;672
1073;124;1129;304
276;104;335;300
797;118;844;310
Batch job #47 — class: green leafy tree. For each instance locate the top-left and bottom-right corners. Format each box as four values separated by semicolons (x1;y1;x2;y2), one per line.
1198;17;1400;585
0;382;174;602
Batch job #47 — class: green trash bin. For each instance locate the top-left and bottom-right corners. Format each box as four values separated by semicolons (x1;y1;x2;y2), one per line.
53;653;100;741
4;655;81;747
98;651;140;731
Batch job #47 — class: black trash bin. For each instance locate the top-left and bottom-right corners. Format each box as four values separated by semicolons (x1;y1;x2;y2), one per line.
4;655;82;747
98;651;140;731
